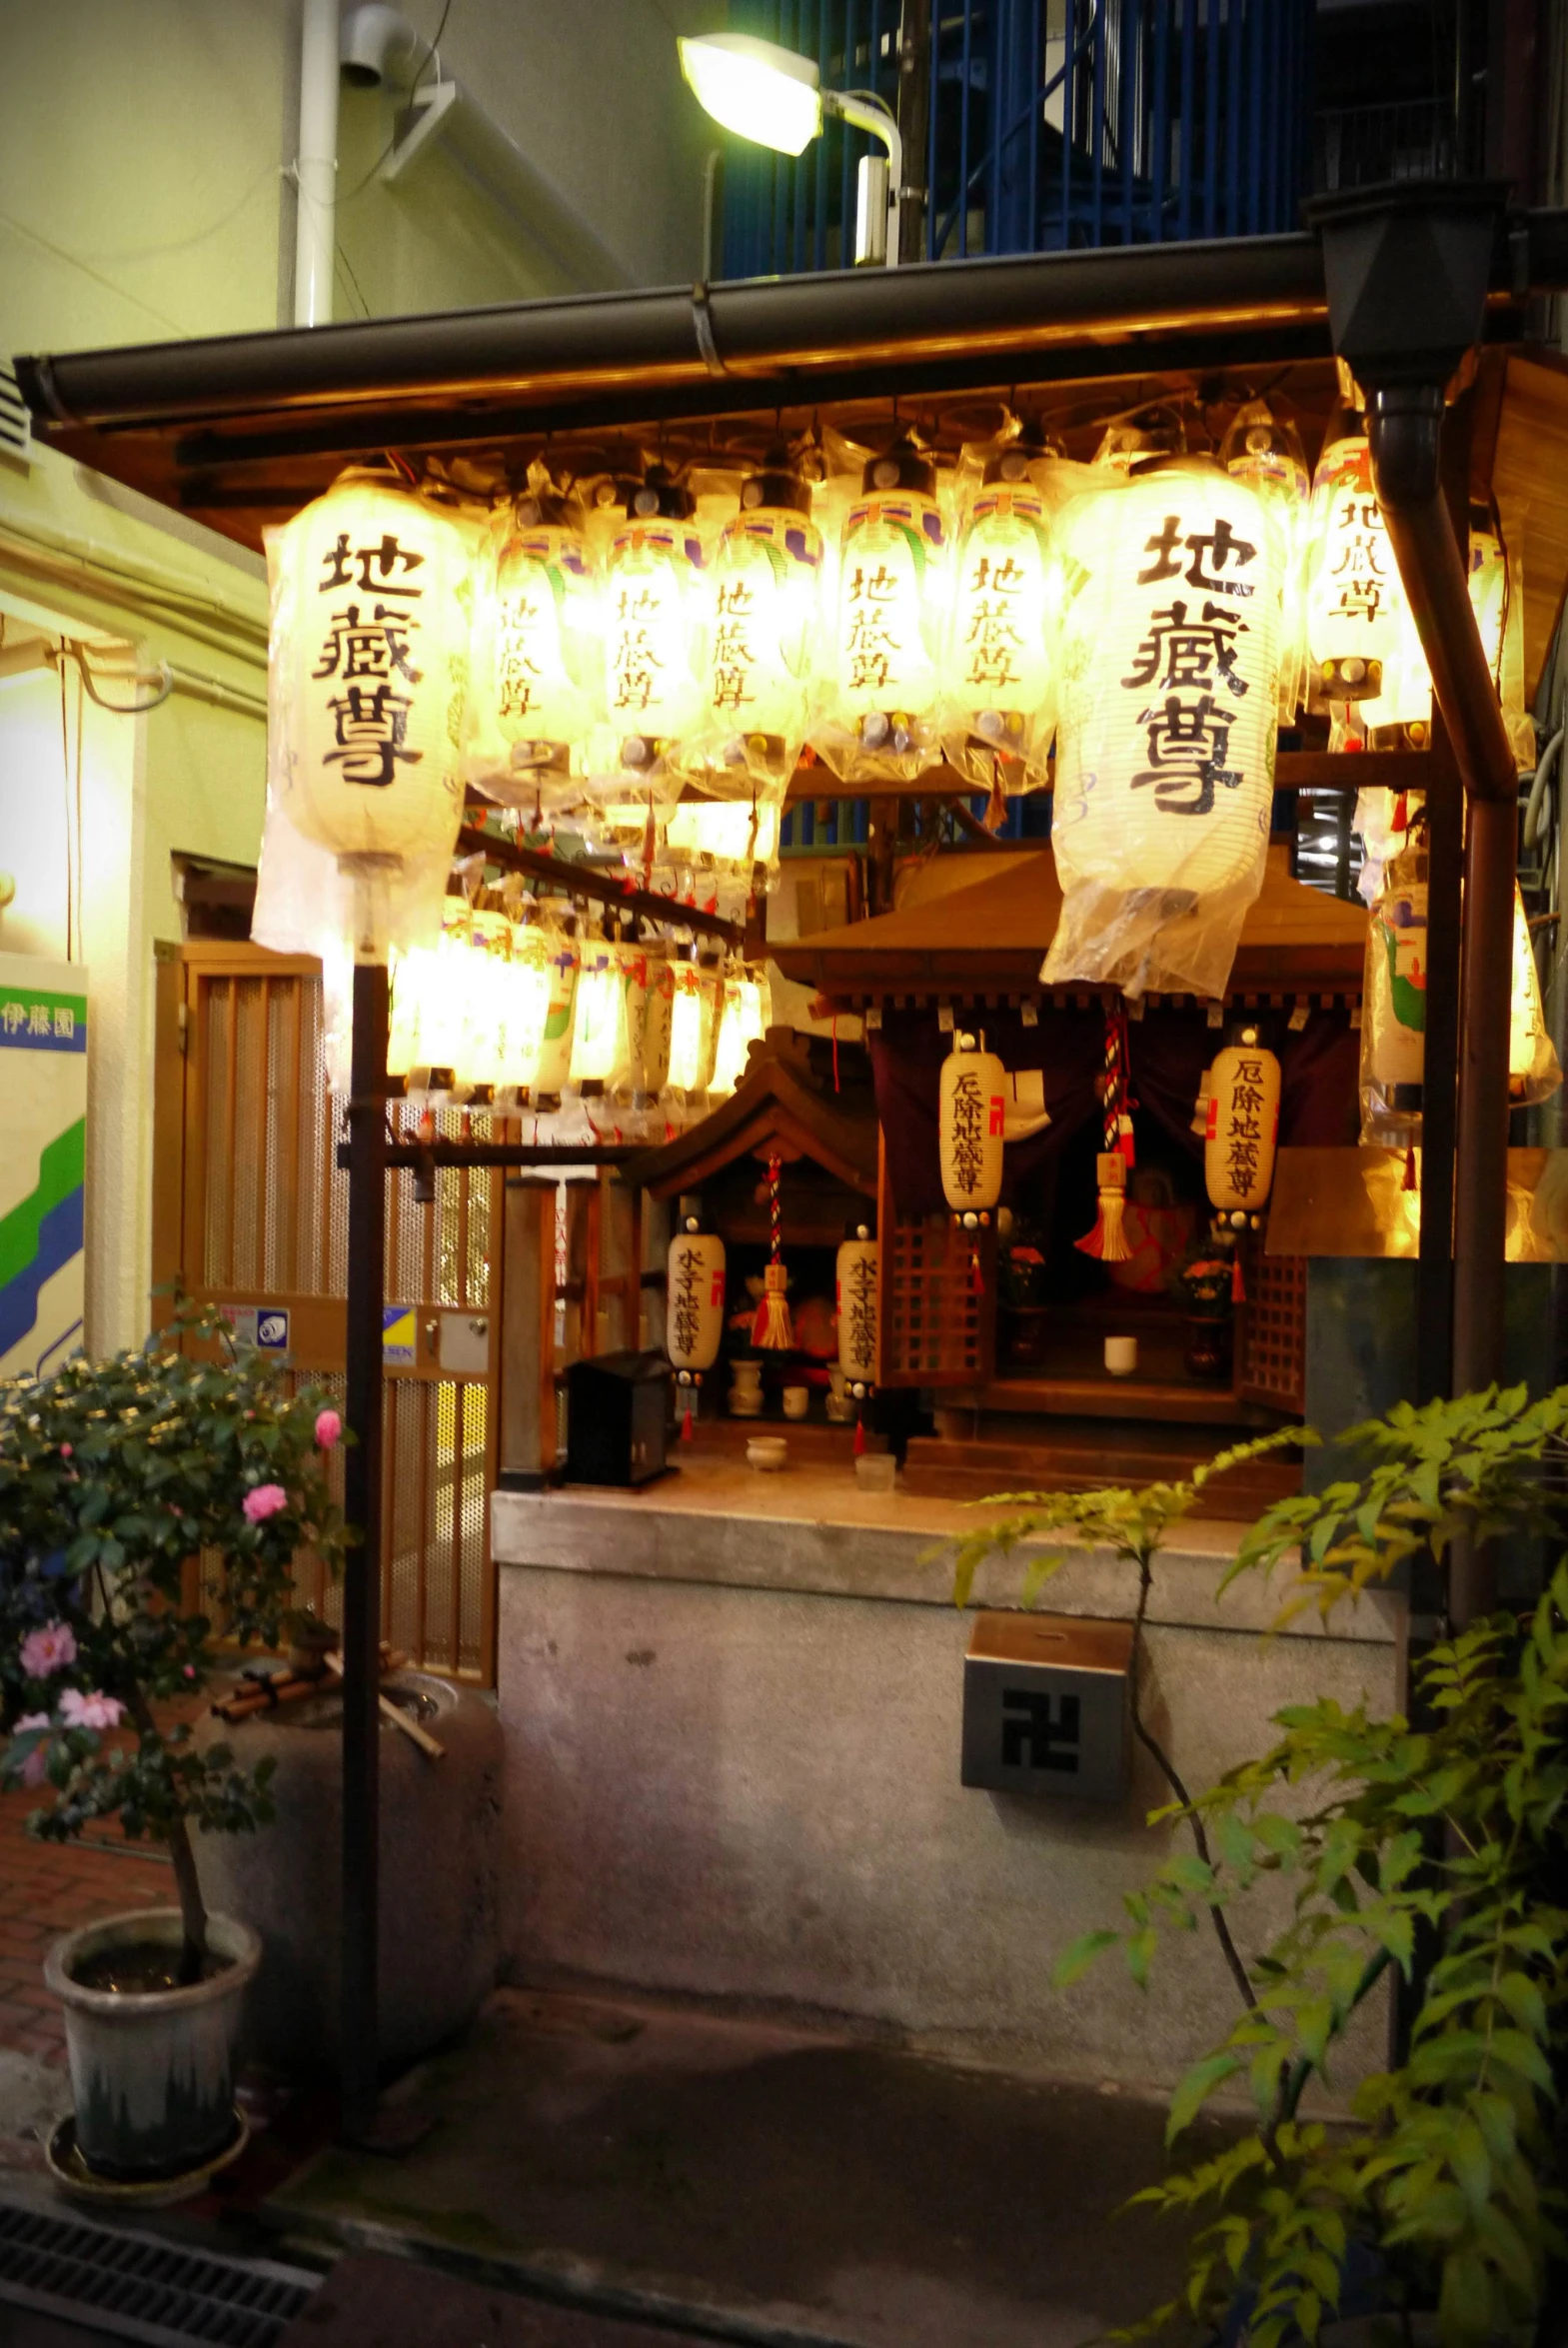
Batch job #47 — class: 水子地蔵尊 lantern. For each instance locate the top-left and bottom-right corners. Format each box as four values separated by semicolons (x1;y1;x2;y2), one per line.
472;486;601;802
708;967;771;1099
1204;1029;1282;1215
267;469;473;958
939;1032;1005;1225
601;469;707;787
1303;422;1411;709
697;456;821;794
944;442;1057;792
666;1208;726;1389
1046;457;1284;1000
836;1219;878;1396
825;441;948;783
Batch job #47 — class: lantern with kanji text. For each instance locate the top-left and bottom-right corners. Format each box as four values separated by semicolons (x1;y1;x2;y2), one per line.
944;442;1057;791
1204;1029;1282;1215
836;1220;878;1396
823;441;948;783
939;1032;1005;1224
666;1209;726;1387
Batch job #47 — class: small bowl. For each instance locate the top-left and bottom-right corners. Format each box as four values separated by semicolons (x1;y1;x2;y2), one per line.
782;1385;810;1420
747;1436;788;1472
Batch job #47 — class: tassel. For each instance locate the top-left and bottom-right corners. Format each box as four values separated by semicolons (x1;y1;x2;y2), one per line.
1402;1143;1418;1192
681;1402;694;1442
753;1261;794;1350
853;1413;866;1457
983;763;1007;834
1231;1250;1246;1305
1075;1152;1131;1263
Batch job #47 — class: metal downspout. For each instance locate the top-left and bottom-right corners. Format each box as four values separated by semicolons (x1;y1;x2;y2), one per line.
1367;381;1520;1624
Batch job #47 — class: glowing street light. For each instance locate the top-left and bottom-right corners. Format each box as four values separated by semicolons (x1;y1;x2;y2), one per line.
677;32;903;268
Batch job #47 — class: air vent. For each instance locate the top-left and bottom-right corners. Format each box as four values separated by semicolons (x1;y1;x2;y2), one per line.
0;364;31;462
0;2195;319;2347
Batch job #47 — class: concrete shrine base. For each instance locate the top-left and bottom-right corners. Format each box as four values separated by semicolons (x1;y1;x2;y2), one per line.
490;1455;1401;2094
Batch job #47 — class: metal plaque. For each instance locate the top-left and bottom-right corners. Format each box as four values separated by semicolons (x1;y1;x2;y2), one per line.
961;1611;1134;1803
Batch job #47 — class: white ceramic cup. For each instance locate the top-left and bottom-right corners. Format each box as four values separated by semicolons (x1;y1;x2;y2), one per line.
782;1384;809;1420
1104;1334;1138;1377
731;1358;763;1393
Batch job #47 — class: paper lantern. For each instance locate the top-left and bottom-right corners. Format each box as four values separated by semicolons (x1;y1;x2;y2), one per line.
1204;1031;1282;1213
531;927;581;1098
1304;430;1409;708
569;934;632;1091
387;908;472;1092
462;910;518;1096
939;1032;1005;1223
1509;888;1561;1107
945;451;1055;783
1047;459;1283;999
836;1221;878;1393
667;960;720;1094
826;443;948;779
708;969;771;1099
641;953;675;1094
269;470;472;955
498;921;555;1099
603;472;707;779
1469;516;1508;685
667;1213;726;1383
700;460;821;789
1220;399;1309;723
478;491;600;790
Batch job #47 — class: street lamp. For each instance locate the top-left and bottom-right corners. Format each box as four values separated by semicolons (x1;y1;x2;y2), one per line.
677;32;903;268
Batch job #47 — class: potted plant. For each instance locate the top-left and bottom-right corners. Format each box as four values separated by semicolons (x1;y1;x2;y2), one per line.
0;1310;347;2182
953;1386;1568;2348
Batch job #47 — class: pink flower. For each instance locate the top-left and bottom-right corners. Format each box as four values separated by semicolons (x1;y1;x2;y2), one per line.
184;1664;196;1679
59;1443;72;1458
58;1688;124;1731
20;1621;76;1679
314;1408;342;1450
13;1713;50;1787
243;1482;288;1525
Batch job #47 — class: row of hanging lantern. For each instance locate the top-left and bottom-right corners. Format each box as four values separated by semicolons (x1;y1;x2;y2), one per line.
382;900;773;1113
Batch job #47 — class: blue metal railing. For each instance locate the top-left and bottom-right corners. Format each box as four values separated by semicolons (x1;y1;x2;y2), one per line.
723;0;1315;278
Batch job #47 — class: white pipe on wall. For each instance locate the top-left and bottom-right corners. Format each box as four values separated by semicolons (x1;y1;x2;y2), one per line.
294;0;342;328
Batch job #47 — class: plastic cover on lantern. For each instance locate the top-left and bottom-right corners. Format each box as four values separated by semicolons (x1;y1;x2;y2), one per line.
589;468;720;806
686;453;822;803
465;471;602;810
1303;425;1412;714
940;426;1071;796
811;431;953;786
1220;400;1309;725
1045;457;1285;1000
256;469;475;965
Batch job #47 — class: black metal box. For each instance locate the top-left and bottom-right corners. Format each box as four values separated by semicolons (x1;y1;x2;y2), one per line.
564;1351;672;1487
960;1611;1134;1802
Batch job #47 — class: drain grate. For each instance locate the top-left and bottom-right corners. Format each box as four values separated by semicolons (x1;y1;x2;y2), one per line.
0;2196;319;2346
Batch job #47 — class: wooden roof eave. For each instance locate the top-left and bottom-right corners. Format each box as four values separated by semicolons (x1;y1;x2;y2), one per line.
625;1056;878;1200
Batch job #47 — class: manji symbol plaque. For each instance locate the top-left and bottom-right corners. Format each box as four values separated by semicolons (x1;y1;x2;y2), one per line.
960;1612;1135;1803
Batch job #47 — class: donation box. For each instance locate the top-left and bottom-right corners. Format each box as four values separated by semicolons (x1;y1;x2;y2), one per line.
565;1350;672;1487
960;1611;1134;1802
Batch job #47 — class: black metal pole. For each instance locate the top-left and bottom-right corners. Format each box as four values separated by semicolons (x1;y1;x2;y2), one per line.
895;0;933;265
341;958;388;2141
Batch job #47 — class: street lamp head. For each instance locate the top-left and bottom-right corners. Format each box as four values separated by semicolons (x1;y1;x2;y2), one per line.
677;33;823;158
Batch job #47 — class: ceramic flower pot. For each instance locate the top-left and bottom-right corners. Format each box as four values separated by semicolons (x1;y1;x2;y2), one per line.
45;1908;260;2180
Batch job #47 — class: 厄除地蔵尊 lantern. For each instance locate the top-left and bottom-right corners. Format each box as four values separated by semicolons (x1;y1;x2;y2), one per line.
471;486;601;804
824;441;948;784
1046;457;1284;1000
666;1209;726;1391
939;1032;1005;1225
696;456;821;795
1204;1029;1282;1216
944;443;1056;792
602;469;707;788
836;1220;878;1396
266;469;473;959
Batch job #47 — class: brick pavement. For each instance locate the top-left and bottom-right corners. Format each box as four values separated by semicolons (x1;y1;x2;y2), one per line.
0;1779;173;2066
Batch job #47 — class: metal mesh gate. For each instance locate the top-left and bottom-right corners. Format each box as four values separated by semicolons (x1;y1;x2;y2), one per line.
153;942;500;1683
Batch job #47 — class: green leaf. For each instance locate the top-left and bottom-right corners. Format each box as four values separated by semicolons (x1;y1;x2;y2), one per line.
1438;2248;1495;2347
1164;2052;1243;2144
1052;1929;1118;1989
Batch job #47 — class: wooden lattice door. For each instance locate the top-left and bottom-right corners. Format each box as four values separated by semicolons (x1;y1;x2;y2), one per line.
1237;1243;1308;1413
152;941;501;1683
874;1135;994;1388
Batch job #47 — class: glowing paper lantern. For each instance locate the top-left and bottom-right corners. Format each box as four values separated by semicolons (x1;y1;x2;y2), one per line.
603;473;707;781
569;934;631;1090
268;470;472;956
387;909;473;1092
462;910;517;1095
1221;400;1309;723
945;450;1056;785
938;1033;1005;1223
1510;888;1561;1107
667;1212;726;1385
1204;1032;1282;1214
709;969;771;1098
667;960;720;1094
531;927;581;1098
477;490;600;792
641;953;675;1094
700;460;821;790
825;443;948;781
835;1221;878;1394
1304;430;1409;708
1047;459;1283;1000
499;922;555;1099
1469;516;1508;685
1362;830;1429;1135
